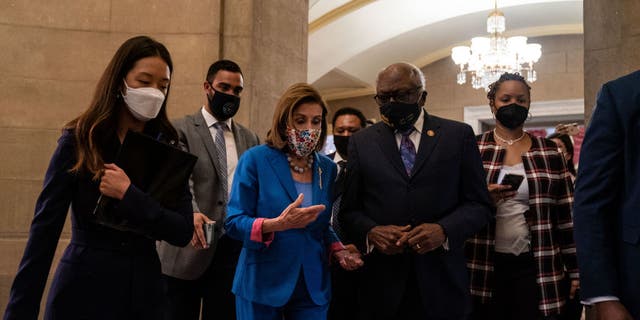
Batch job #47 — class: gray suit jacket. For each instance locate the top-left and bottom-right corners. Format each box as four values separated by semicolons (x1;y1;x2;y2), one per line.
157;109;260;280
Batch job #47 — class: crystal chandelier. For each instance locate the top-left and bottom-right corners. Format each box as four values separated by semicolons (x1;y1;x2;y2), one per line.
450;1;542;91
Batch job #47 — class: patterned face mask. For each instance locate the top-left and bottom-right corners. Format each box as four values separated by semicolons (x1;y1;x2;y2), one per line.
286;128;321;158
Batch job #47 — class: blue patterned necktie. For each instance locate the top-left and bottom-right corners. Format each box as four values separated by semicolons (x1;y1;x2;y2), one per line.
399;127;416;176
213;122;228;201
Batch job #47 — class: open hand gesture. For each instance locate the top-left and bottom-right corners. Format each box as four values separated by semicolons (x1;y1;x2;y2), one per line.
263;194;325;233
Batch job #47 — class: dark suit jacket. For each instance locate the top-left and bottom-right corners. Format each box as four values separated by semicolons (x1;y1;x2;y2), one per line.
573;70;640;317
157;110;260;280
340;112;492;318
3;130;193;320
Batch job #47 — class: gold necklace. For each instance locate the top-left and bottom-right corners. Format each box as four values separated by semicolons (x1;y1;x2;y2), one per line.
493;129;525;146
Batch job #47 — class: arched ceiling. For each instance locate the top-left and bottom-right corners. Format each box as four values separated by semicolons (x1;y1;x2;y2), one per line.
309;0;583;100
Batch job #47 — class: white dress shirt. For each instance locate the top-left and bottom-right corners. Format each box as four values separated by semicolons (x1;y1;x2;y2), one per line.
333;151;345;174
201;107;238;196
393;108;425;151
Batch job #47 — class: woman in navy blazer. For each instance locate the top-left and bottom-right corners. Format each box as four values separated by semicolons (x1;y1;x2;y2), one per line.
3;36;194;320
225;83;363;320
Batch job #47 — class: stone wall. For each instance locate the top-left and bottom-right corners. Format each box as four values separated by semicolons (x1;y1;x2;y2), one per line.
0;0;308;315
583;0;640;121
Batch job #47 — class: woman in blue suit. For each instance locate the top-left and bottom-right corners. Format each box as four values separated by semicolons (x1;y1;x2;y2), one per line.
225;83;363;320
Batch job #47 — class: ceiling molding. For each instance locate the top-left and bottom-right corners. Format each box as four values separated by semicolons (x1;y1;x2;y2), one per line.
412;23;584;70
309;0;374;34
323;87;376;101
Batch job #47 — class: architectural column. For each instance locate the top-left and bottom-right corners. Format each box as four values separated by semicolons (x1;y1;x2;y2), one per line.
584;0;640;120
221;0;309;137
0;0;309;313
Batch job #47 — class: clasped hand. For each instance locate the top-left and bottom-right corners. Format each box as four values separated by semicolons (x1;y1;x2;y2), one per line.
369;223;446;255
99;163;131;200
334;244;364;270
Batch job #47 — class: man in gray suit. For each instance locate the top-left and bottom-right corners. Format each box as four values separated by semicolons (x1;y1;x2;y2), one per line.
157;60;260;320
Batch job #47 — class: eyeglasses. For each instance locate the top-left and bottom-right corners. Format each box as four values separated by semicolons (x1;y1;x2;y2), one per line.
373;86;423;106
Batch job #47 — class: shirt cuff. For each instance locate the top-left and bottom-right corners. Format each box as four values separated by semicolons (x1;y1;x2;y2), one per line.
442;237;450;251
365;231;375;254
582;296;619;306
329;241;347;264
250;218;274;247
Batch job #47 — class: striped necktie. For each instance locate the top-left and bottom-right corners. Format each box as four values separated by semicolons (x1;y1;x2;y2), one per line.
213;122;228;201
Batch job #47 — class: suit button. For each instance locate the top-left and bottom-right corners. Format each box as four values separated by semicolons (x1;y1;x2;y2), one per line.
217;201;224;206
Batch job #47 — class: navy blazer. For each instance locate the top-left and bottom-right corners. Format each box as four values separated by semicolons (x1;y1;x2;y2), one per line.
224;144;339;307
573;70;640;317
3;130;193;320
340;112;493;318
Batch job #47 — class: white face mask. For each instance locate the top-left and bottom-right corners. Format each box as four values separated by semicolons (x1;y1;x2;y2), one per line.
122;80;165;122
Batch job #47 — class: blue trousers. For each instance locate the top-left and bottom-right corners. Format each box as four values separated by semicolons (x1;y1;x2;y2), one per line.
235;271;328;320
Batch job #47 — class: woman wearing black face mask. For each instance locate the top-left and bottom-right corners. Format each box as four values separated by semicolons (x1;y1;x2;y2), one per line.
467;73;579;320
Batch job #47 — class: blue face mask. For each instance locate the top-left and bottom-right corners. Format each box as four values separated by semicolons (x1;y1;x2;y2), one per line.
495;103;528;129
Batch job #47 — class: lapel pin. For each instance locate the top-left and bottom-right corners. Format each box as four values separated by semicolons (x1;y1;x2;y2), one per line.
427;130;435;137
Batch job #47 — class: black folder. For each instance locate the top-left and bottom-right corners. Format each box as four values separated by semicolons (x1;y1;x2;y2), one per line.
93;130;198;235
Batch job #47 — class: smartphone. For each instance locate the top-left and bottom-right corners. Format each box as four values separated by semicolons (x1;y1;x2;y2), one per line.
500;174;525;191
203;221;216;246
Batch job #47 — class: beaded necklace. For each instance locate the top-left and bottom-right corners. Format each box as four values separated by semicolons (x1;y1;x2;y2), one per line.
287;154;314;173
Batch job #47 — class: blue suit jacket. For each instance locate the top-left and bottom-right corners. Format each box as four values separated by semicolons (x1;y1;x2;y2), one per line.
224;144;339;307
573;70;640;317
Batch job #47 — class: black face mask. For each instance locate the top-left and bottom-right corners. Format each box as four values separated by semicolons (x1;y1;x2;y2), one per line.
333;135;350;158
379;102;421;132
207;89;240;121
495;103;528;129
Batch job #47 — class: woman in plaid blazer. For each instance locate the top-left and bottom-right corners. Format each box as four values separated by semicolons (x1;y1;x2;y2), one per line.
466;73;579;320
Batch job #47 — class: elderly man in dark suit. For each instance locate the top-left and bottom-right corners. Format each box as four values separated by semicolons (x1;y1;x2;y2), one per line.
157;60;260;320
573;70;640;320
339;62;492;320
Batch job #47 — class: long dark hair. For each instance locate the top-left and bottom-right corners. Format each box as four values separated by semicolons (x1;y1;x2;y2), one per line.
65;36;178;180
547;132;577;176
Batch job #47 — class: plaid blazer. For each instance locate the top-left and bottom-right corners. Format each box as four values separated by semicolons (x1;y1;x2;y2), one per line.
466;131;579;316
